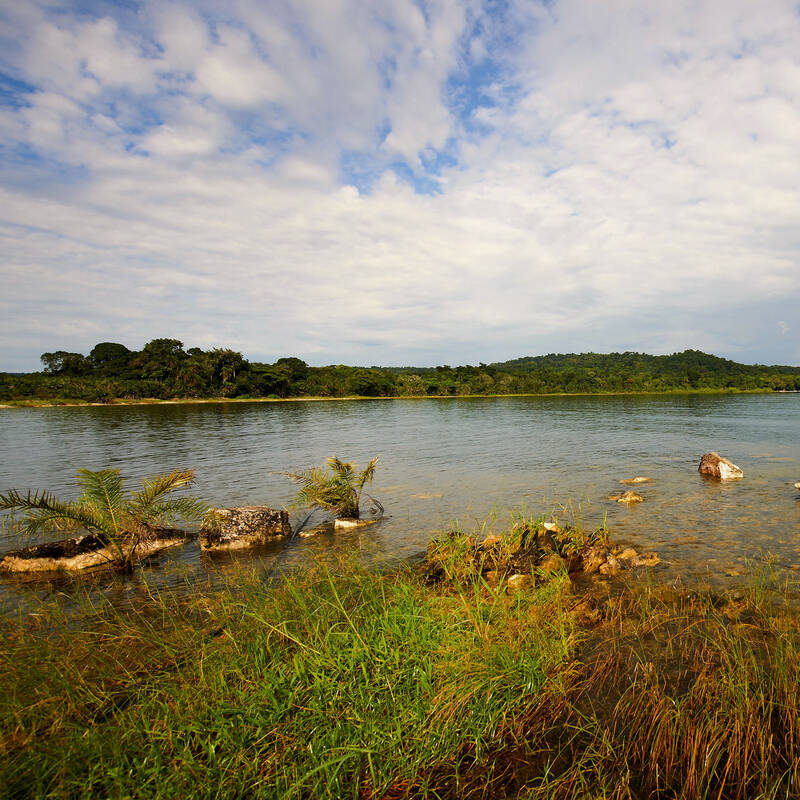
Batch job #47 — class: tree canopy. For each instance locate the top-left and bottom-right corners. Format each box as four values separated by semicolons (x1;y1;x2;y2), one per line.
3;341;800;402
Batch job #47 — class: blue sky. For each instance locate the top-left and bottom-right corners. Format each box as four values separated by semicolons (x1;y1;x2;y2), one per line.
1;0;800;370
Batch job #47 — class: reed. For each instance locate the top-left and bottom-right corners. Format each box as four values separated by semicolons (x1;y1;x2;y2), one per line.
2;527;800;799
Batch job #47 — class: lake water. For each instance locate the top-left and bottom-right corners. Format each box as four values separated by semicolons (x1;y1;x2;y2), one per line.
1;394;799;611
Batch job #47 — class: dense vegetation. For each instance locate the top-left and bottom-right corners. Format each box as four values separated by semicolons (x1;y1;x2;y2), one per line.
2;338;800;403
3;517;800;798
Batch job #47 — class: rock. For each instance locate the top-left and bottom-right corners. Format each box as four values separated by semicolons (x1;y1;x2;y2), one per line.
599;555;621;576
0;527;188;573
564;554;584;573
333;517;378;530
620;477;652;485
609;490;644;504
297;524;331;538
582;545;608;575
199;506;291;551
538;553;565;574
631;552;661;568
571;598;602;626
699;452;743;480
618;547;638;561
536;529;556;552
481;534;502;547
795;481;800;490
543;521;562;533
507;573;531;591
484;570;503;586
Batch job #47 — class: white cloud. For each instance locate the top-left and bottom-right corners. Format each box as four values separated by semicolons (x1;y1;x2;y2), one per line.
1;0;800;370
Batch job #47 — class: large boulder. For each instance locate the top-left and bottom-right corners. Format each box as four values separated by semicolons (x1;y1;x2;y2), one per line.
199;506;291;551
699;452;743;480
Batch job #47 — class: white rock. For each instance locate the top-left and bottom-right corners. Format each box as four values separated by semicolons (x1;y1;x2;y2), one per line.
334;517;378;530
507;573;531;590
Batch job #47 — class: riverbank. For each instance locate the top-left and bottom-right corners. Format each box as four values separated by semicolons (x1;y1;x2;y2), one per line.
0;387;775;409
3;519;799;799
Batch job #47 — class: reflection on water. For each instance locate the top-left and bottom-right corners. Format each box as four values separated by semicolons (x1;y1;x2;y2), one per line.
1;394;799;612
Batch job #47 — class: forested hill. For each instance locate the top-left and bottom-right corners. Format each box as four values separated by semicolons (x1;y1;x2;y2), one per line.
490;349;800;376
1;341;799;403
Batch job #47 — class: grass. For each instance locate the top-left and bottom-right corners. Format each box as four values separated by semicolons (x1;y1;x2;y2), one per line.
3;521;800;798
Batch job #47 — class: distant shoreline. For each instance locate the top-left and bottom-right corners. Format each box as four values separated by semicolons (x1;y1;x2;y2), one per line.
0;387;780;409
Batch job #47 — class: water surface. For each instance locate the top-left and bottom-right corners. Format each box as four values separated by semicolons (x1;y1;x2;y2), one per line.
1;394;799;611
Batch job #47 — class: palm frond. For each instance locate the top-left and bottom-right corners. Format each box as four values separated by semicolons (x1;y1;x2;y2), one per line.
0;488;107;538
76;469;125;534
134;497;210;527
327;457;355;482
129;470;196;514
282;455;380;518
356;456;379;491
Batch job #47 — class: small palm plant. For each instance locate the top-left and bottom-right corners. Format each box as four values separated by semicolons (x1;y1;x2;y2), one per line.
0;468;207;572
283;456;380;520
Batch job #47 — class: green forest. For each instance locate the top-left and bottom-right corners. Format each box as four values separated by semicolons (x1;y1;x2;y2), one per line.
2;339;800;403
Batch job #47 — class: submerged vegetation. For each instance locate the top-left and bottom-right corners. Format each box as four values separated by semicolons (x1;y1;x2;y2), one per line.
2;339;800;403
2;514;800;798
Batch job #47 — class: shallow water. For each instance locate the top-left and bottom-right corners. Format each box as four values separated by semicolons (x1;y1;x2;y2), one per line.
1;394;799;612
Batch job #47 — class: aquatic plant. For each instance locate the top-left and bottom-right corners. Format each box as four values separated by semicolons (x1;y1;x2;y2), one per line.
0;468;207;572
282;455;380;519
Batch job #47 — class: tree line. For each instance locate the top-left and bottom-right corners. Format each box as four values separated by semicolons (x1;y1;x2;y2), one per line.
1;340;799;402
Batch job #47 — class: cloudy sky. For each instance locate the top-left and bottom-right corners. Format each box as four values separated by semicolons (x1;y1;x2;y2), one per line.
1;0;800;371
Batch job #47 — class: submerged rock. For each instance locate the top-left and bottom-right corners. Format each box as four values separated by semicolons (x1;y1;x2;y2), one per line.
599;555;621;576
699;452;743;480
631;552;661;568
334;517;378;530
571;597;603;626
199;506;291;551
620;477;652;485
0;527;188;573
609;490;644;504
297;524;332;538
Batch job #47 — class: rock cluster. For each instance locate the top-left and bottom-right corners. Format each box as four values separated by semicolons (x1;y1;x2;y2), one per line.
422;522;660;588
199;506;291;551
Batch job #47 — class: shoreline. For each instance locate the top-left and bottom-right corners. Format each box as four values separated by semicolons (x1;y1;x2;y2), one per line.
0;387;777;409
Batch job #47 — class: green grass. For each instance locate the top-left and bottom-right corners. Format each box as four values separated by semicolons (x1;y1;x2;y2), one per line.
0;560;576;799
3;524;800;799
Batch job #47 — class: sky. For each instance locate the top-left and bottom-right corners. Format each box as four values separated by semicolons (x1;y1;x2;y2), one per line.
1;0;800;371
